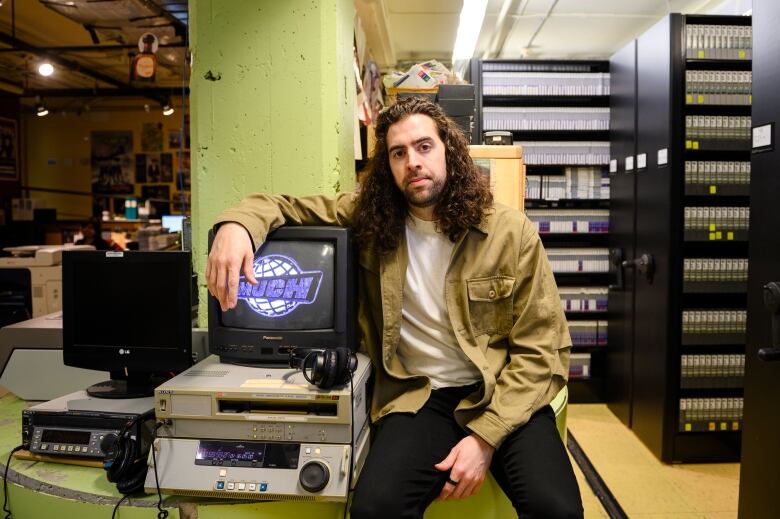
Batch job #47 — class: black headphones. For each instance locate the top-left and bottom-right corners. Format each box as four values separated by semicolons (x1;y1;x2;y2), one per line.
102;411;154;495
288;347;357;389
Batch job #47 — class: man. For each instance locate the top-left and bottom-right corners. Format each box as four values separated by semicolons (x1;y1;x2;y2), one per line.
206;97;583;518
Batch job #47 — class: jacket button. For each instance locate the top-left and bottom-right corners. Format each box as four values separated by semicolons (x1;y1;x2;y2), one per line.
488;289;496;299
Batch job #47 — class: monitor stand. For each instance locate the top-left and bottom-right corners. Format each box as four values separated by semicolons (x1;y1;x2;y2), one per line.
86;371;167;399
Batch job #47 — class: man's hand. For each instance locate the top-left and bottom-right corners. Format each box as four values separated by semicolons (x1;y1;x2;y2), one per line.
205;222;257;311
434;433;495;500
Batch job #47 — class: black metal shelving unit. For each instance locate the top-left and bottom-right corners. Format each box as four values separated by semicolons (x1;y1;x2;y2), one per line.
472;59;611;403
608;13;751;463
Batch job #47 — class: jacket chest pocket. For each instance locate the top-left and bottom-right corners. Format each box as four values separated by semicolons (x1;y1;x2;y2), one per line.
466;276;515;336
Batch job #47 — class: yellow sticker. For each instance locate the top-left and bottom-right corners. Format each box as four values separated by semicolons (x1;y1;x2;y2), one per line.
749;94;752;104
686;140;692;149
727;231;734;241
716;231;722;240
698;49;705;59
697;95;704;104
708;422;716;431
709;232;716;241
709;223;716;231
732;421;739;431
686;94;693;104
709;185;717;194
685;423;692;432
692;141;699;150
720;422;727;431
739;49;746;59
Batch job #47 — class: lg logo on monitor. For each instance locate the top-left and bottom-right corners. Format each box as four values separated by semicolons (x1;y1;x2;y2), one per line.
119;349;131;355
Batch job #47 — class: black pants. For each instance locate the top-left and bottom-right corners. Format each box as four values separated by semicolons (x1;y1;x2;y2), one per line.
350;385;583;519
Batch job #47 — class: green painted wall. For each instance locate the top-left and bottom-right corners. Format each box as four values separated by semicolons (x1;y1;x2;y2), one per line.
190;0;356;322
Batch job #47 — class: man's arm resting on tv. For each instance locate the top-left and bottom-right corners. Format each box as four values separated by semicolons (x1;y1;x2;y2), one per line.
206;192;357;311
206;222;257;311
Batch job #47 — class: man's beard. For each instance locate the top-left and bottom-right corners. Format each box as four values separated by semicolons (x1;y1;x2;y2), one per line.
404;175;445;208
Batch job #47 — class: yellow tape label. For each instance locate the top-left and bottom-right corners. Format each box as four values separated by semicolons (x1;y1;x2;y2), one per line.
727;231;734;241
692;141;699;150
739;49;746;59
686;94;693;104
716;231;723;240
709;223;716;232
708;422;716;431
709;232;716;241
686;140;692;149
697;95;704;104
698;49;705;58
685;423;692;432
709;185;717;194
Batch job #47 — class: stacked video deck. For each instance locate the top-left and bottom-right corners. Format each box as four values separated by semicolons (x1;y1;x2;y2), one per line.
144;353;371;502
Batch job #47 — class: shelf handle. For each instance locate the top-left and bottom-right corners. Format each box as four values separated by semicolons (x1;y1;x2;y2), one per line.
758;282;780;363
622;253;655;284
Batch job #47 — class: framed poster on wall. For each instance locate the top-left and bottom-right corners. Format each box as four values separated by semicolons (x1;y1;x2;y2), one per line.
0;117;19;181
91;131;134;194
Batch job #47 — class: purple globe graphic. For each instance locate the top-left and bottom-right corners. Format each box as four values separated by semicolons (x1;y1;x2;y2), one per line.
246;255;301;317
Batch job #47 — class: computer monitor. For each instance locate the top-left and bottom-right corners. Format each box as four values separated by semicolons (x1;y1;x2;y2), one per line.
62;250;193;398
162;214;185;233
208;226;356;365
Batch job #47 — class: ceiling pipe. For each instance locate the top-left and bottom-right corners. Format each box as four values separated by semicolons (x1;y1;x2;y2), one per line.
523;0;560;54
0;43;186;53
25;87;188;98
482;0;528;59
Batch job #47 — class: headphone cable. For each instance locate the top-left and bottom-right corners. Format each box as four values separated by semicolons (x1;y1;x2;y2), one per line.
151;421;169;519
2;445;24;519
110;494;129;519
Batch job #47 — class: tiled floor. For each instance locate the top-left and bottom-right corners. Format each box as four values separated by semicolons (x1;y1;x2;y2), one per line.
567;404;740;519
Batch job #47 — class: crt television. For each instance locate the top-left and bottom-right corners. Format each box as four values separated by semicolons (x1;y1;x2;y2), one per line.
208;226;356;365
62;250;193;398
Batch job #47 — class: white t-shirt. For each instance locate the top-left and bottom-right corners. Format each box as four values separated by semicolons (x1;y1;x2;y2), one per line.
397;214;482;389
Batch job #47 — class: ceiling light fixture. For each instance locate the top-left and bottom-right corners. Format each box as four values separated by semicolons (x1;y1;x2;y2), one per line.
38;62;54;77
162;102;174;116
36;102;49;117
452;0;488;78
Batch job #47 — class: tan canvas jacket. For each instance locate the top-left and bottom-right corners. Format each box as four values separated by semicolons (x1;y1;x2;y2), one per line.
216;192;572;448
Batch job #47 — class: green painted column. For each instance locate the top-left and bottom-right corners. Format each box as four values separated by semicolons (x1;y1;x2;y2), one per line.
190;0;356;323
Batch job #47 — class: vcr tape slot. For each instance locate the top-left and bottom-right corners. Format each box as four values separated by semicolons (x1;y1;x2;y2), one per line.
218;399;338;417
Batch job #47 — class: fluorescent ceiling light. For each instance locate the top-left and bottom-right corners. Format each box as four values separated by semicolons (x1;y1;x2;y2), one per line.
452;0;489;62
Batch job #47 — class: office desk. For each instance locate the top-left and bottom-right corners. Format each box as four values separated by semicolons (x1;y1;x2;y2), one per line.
1;390;566;518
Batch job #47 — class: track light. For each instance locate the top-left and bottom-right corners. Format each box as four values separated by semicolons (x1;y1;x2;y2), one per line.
35;96;48;117
162;102;174;116
38;62;54;77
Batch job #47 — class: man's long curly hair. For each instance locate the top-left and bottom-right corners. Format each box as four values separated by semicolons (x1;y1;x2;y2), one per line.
354;97;493;254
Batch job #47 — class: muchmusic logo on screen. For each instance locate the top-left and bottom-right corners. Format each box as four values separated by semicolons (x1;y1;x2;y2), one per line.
236;255;323;317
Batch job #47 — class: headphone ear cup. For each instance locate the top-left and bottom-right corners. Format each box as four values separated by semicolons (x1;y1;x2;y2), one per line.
334;348;351;386
318;348;339;389
116;458;147;495
105;437;125;483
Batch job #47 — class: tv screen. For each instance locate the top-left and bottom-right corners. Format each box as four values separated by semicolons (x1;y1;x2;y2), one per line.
70;259;182;349
63;250;193;398
220;240;335;330
208;226;356;365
